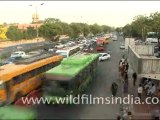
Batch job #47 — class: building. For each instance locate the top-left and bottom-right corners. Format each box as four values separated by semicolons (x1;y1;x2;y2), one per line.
17;23;43;30
128;43;160;82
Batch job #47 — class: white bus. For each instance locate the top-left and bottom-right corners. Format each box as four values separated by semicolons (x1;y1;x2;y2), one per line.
55;46;80;58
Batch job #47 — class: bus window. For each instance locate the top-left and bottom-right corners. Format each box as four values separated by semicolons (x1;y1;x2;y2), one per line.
13;76;23;85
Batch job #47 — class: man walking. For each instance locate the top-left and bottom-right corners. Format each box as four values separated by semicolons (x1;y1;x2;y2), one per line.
111;82;118;97
132;72;137;86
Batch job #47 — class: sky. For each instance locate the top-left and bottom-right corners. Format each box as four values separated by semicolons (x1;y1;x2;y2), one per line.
0;1;160;27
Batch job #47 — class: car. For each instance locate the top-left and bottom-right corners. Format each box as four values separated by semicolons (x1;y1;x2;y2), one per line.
120;44;125;49
10;51;26;58
99;53;111;61
48;48;56;52
55;43;64;49
83;47;90;52
96;45;104;51
112;35;117;41
78;44;84;50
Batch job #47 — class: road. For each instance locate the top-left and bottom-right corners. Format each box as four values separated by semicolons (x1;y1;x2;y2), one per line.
0;41;55;59
35;34;126;119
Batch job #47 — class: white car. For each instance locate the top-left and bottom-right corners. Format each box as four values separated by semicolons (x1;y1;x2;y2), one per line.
10;51;26;58
99;53;111;61
55;43;64;49
120;44;125;49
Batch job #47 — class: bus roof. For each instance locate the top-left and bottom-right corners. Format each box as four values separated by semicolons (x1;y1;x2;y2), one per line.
45;53;99;78
0;55;63;82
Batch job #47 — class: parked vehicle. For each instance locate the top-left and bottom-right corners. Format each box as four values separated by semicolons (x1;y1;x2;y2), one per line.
10;51;29;58
99;53;111;61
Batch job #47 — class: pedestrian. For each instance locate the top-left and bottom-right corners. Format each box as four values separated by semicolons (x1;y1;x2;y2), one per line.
124;60;129;73
121;62;126;78
132;72;137;87
147;83;156;96
124;73;128;85
124;82;128;94
119;60;122;72
138;84;143;101
111;82;118;97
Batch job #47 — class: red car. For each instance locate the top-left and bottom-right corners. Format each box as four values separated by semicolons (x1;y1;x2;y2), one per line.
96;46;104;51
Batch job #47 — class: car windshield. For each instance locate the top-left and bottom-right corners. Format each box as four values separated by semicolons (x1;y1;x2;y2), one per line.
56;52;67;58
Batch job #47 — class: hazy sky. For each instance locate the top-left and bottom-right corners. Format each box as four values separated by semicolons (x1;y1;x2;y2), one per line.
0;1;160;27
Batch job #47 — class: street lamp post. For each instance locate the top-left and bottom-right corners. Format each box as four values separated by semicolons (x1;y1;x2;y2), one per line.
29;3;44;38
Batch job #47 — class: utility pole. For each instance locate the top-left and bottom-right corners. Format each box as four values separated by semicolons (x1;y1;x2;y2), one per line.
29;3;44;38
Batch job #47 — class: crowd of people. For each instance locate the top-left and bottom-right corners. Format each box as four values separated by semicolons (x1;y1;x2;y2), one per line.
110;56;160;101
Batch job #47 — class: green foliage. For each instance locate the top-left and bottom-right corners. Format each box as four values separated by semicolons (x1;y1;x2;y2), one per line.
39;22;63;41
6;26;23;41
23;27;36;39
6;17;112;41
122;12;160;41
101;25;112;33
89;24;103;35
80;23;90;37
69;23;82;39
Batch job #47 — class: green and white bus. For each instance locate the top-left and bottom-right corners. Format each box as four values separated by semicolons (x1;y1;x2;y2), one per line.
43;52;99;104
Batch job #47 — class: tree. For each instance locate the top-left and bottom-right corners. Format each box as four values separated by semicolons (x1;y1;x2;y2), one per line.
23;27;36;39
39;23;63;41
80;23;90;37
148;12;160;43
89;24;102;35
44;18;61;24
6;26;23;40
0;25;7;40
58;22;73;37
102;25;112;33
69;23;82;39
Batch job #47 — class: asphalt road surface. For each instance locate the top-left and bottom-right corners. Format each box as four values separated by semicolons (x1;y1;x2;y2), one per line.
0;41;55;59
35;34;126;119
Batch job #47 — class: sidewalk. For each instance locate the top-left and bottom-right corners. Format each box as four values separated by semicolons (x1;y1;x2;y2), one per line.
127;68;160;119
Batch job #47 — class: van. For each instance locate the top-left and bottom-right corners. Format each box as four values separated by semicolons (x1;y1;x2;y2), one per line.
146;38;158;43
55;46;80;58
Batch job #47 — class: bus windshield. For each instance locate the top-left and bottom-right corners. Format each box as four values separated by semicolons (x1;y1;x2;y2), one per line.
43;80;70;96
